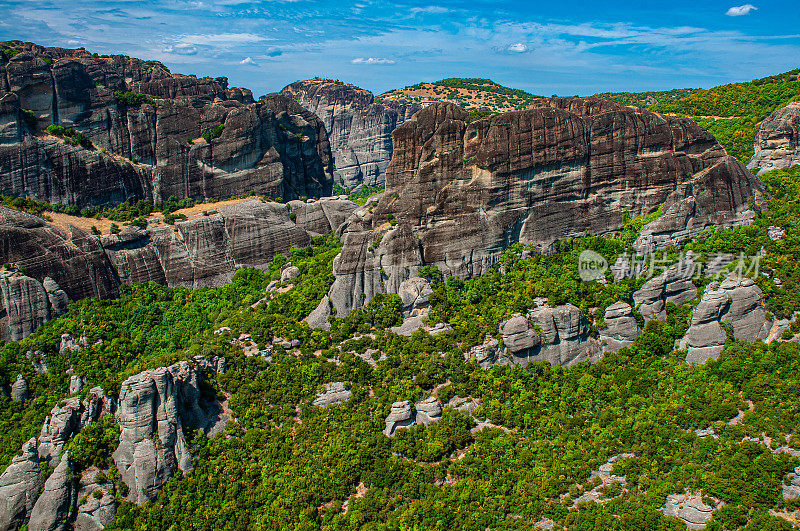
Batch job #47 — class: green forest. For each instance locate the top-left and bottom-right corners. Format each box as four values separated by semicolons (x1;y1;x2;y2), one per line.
2;166;800;529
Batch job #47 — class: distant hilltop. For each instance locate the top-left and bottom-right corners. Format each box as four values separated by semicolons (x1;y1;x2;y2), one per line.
379;78;542;113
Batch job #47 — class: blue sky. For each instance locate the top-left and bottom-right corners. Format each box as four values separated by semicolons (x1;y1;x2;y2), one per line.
1;0;798;97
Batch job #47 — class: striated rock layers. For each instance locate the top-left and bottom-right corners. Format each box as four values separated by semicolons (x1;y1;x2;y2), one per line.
0;41;333;208
679;275;772;364
314;98;764;320
113;357;226;503
747;101;800;175
498;304;601;367
281;79;422;188
0;196;357;340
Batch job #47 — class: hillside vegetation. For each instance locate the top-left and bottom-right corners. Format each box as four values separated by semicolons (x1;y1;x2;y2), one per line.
380;78;541;113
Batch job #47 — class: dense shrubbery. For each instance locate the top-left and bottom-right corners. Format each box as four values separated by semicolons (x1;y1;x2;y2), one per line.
113;91;156;107
46;124;93;149
201;124;225;142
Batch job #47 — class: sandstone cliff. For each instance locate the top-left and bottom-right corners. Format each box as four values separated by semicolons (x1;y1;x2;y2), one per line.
313;98;765;320
0;197;357;340
747;101;800;175
0;41;333;207
281;79;421;188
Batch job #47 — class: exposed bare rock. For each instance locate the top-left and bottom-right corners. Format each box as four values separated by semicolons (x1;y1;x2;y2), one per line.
498;304;601;367
599;302;641;352
113;358;225;503
0;438;44;530
680;275;771;364
661;491;722;529
287;197;359;235
0;271;50;341
28;350;48;374
11;374;28;402
69;375;86;394
414;396;442;426
323;99;763;317
304;295;333;331
384;401;415;437
571;453;634;506
312;382;352;407
784;466;800;500
464;335;500;369
28;451;76;531
748;102;800;175
632;257;698;322
280;264;301;284
0;42;333;208
74;468;116;531
43;277;70;316
38;390;108;465
281;79;422;188
398;277;433;317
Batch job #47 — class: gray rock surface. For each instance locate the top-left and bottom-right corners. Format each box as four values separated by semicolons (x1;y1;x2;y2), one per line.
680;275;771;364
288;197;359;235
312;382;352;407
599;302;641;352
414;396;442;426
11;374;28;402
498;304;601;367
783;465;800;500
0;42;333;208
281;79;422;188
747;101;800;175
464;335;500;369
398;277;433;317
0;271;51;341
74;468;117;531
280;264;301;284
28;451;75;531
113;358;225;503
661;492;721;529
633;258;697;322
69;375;86;394
38;390;108;465
43;277;70;316
304;295;333;331
0;438;44;530
383;401;415;437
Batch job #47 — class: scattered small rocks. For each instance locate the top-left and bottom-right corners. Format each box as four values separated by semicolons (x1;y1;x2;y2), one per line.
570;453;634;506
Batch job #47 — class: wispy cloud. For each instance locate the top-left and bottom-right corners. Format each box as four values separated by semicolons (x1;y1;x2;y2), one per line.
351;57;395;65
507;42;528;53
240;56;257;65
726;4;758;16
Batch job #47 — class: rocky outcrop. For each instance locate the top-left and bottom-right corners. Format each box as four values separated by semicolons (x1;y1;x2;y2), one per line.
0;438;44;530
414;396;442;426
320;99;764;318
74;468;116;530
383;401;415;437
599;302;641;352
747;102;800;175
38;389;108;465
660;491;721;530
312;382;352;407
288;197;358;235
11;374;28;401
398;277;433;317
28;451;76;531
0;42;333;208
497;304;601;367
0;195;357;339
281;80;422;188
113;357;225;503
679;275;771;364
632;257;697;322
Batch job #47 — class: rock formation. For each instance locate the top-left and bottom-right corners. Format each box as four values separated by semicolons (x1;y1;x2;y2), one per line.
599;302;641;352
0;438;44;530
281;79;422;188
28;451;76;531
497;304;601;367
74;468;117;530
11;373;28;401
288;196;359;236
414;396;443;426
0;196;356;339
679;275;772;364
312;382;352;407
38;389;108;465
316;98;764;319
660;491;721;530
747;102;800;175
383;401;415;437
0;42;333;208
632;257;698;322
113;357;225;503
398;277;433;317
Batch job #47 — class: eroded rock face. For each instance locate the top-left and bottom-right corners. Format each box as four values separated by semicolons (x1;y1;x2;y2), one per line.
38;389;108;465
632;258;698;322
0;42;333;207
287;197;358;235
498;304;601;367
748;101;800;175
679;275;771;364
312;382;352;407
0;438;44;530
28;451;76;531
384;401;415;437
11;374;28;402
74;468;117;531
323;99;764;318
398;277;433;317
281;80;422;188
600;302;641;353
660;491;721;530
113;358;225;503
0;196;359;339
414;396;442;426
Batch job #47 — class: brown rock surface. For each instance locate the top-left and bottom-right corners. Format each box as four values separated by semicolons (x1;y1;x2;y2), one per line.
321;98;765;318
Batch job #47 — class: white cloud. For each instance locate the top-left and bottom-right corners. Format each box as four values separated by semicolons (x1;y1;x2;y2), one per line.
726;4;758;16
240;56;257;65
162;43;198;55
351;57;395;65
507;42;528;53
